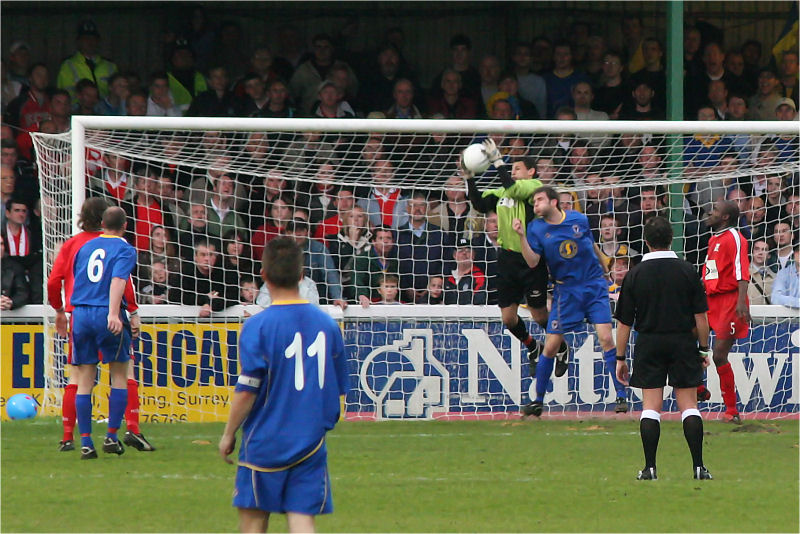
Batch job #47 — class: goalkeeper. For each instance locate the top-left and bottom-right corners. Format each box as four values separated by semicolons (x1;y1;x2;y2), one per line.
463;139;569;371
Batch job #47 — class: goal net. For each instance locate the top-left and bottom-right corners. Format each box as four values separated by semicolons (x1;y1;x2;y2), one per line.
31;118;799;421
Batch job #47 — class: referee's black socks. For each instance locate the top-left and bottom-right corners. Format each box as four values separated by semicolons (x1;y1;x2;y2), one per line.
640;410;661;469
681;409;704;468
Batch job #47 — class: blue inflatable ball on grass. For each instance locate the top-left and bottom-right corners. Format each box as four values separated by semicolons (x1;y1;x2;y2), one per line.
6;394;39;420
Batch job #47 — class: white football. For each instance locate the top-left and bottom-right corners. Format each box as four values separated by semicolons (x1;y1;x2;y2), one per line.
461;143;491;175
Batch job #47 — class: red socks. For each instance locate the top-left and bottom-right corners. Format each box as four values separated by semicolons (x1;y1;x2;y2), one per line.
717;363;738;415
62;384;78;442
125;379;140;435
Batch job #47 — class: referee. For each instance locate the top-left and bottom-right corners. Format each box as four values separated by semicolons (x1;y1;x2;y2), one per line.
614;216;713;481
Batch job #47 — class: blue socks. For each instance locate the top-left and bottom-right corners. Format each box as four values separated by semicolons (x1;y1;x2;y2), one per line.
77;388;127;446
603;348;627;398
76;394;93;448
534;355;555;402
107;388;127;441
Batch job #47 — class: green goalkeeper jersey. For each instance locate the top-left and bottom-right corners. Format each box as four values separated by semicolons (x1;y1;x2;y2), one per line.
478;178;542;253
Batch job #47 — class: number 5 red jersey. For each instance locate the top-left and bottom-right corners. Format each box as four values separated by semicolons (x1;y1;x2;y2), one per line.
703;228;750;296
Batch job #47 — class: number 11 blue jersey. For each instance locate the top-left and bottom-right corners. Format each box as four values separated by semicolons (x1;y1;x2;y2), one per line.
71;235;137;308
235;301;350;470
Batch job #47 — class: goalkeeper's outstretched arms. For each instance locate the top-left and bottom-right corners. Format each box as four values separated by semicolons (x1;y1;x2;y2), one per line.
482;138;515;189
461;154;499;215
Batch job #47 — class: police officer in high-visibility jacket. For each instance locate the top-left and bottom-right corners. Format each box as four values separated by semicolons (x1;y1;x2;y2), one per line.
57;20;118;103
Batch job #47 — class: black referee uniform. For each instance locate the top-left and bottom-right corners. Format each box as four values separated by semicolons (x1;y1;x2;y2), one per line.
614;251;708;388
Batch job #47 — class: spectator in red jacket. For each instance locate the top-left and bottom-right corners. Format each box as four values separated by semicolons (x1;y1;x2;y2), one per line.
5;63;50;129
444;237;487;305
251;194;293;260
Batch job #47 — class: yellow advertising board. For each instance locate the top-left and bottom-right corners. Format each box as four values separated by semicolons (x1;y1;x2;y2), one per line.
1;323;241;422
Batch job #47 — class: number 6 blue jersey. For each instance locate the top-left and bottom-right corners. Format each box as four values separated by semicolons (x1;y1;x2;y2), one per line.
71;235;137;308
235;301;350;470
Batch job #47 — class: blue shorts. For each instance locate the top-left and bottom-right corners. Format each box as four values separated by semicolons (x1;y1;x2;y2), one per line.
70;307;132;365
547;281;612;334
233;442;333;515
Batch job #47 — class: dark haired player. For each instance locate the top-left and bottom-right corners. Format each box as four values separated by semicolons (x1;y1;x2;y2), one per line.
696;199;750;424
220;237;349;533
515;186;628;416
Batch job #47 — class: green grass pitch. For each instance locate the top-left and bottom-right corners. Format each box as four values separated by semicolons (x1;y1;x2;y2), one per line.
2;417;798;532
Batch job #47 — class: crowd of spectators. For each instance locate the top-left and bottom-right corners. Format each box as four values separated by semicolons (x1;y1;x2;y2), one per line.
1;13;798;311
4;15;799;128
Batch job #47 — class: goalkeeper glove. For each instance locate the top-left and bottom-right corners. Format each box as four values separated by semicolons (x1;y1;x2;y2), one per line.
482;138;503;167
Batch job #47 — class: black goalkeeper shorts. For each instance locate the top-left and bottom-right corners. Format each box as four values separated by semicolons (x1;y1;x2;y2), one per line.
496;248;548;310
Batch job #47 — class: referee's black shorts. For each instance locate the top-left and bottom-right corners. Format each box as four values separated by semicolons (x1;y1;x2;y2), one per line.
496;248;548;309
630;332;704;389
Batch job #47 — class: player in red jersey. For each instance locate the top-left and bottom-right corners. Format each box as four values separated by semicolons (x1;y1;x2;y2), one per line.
698;199;750;423
48;197;155;451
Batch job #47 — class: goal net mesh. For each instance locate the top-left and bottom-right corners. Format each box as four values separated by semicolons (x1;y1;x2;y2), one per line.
32;120;799;421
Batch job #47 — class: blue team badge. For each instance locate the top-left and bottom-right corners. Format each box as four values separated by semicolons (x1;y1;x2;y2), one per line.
551;319;559;330
559;239;578;258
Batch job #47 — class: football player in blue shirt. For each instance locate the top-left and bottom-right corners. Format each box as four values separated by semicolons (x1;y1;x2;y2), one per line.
513;186;629;416
70;206;138;459
219;237;350;534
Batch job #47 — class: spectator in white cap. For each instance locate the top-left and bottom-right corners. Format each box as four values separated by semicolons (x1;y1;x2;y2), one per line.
6;41;31;86
775;97;797;121
311;79;355;118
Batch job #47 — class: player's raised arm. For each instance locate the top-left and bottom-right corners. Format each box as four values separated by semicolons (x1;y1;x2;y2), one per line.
482;138;515;189
512;218;541;268
462;158;498;214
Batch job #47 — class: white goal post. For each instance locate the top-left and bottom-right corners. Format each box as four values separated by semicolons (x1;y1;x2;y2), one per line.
25;117;798;422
